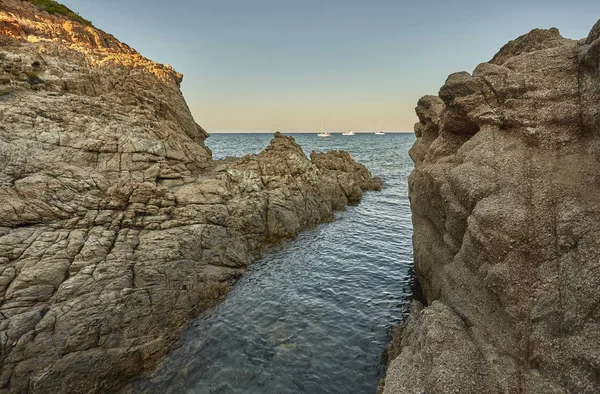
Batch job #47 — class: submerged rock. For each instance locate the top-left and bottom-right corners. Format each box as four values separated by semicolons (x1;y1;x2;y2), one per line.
0;1;382;392
383;20;600;394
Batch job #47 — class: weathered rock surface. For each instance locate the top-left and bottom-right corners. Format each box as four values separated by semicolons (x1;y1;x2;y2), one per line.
0;1;382;392
383;20;600;394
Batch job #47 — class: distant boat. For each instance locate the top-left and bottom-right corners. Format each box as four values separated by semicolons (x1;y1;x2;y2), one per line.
375;120;385;135
317;117;331;137
342;130;356;136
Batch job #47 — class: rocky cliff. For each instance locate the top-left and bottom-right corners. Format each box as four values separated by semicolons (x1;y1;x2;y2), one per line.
0;1;382;392
382;20;600;394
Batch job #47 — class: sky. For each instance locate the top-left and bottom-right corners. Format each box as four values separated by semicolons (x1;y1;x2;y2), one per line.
59;0;600;133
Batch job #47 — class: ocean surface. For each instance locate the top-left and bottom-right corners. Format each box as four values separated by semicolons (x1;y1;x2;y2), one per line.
130;132;416;393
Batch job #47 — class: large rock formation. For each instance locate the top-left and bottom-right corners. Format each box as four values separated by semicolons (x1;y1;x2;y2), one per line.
383;20;600;394
0;1;382;392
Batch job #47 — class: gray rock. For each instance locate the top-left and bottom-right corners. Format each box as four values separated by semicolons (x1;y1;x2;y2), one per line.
383;20;600;394
0;2;383;392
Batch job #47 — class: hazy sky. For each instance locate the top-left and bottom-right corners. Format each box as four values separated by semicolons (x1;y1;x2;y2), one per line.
60;0;600;132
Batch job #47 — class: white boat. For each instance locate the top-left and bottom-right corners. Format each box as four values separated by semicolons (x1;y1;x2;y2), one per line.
375;120;385;135
317;117;331;137
342;130;356;136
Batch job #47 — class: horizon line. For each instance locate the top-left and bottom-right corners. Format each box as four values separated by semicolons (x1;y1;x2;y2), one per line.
208;130;416;134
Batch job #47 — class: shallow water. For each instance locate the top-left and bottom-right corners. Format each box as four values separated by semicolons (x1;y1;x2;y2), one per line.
130;133;416;393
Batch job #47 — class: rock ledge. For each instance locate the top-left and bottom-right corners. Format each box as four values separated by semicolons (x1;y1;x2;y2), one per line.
0;2;382;392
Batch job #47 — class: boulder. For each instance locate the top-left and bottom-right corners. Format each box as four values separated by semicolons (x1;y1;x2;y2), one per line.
383;20;600;394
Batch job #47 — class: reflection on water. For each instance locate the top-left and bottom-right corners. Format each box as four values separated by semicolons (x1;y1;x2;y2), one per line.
128;133;416;393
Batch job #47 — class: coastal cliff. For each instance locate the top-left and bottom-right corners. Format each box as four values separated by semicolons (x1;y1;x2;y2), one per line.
0;1;382;392
382;20;600;393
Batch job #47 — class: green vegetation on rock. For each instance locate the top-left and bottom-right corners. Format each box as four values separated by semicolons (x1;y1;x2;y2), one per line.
25;0;92;26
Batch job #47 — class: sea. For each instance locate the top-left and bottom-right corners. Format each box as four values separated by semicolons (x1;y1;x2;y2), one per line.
128;132;416;393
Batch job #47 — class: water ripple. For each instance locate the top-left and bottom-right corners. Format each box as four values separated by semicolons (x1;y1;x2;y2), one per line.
129;133;416;393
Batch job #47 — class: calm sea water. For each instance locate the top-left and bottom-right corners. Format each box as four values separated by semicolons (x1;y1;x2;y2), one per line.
129;133;416;393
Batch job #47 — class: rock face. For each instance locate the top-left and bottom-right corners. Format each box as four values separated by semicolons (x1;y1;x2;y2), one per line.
0;1;382;392
383;21;600;394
